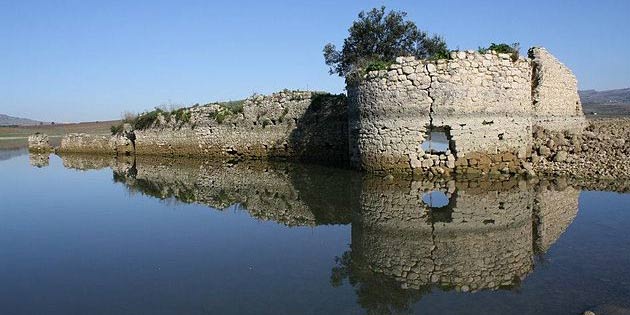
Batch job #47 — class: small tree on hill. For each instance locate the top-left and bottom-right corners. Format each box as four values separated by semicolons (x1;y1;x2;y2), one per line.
323;6;448;78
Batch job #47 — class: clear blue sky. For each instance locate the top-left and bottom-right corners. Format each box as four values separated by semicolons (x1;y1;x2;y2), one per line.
1;0;629;122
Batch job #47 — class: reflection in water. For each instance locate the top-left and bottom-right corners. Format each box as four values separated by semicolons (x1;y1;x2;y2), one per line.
0;147;28;161
60;154;120;171
54;154;582;314
337;177;579;314
29;153;50;167
60;154;357;226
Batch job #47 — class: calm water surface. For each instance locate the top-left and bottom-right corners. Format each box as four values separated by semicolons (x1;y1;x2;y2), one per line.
0;148;629;315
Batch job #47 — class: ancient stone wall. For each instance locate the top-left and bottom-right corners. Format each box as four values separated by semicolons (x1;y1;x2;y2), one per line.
58;134;111;154
430;52;532;158
530;47;587;131
27;133;53;153
134;91;348;164
347;61;433;172
57;91;347;165
58;133;132;155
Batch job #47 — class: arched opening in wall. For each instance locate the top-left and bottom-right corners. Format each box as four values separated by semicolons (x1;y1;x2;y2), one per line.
421;126;453;154
422;190;456;223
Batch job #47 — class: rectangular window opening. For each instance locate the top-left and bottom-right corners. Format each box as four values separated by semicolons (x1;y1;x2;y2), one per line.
421;126;453;154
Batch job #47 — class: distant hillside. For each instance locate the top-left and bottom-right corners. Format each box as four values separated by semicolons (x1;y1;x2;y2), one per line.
579;88;630;116
580;88;630;104
0;114;43;126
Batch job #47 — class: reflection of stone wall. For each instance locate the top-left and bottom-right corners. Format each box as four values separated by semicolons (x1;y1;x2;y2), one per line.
60;154;121;171
50;154;590;306
29;153;49;167
534;180;580;252
351;176;580;295
432;221;533;292
68;155;355;227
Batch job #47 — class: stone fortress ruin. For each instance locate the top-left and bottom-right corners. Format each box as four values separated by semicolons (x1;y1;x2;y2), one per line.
36;46;629;179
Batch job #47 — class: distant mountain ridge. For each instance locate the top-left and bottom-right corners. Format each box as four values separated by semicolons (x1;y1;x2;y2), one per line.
579;88;630;105
0;114;43;126
579;88;630;116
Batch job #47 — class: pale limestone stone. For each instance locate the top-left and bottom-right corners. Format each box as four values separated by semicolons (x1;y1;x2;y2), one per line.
402;66;414;75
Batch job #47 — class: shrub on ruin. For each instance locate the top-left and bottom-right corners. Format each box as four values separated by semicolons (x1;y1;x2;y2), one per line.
119;106;194;131
110;123;124;135
133;108;163;130
323;6;448;79
220;100;245;114
207;99;246;124
211;109;231;124
364;60;394;72
478;42;520;61
173;108;191;124
310;92;347;111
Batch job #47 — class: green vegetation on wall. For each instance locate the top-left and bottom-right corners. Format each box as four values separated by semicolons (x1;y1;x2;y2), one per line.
364;60;394;73
110;107;193;135
207;99;245;124
323;6;448;79
478;42;520;61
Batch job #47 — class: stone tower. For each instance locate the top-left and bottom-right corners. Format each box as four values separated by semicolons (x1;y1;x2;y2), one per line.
347;47;585;174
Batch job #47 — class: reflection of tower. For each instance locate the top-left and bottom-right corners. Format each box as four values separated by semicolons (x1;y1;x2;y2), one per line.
340;176;580;311
29;153;50;168
352;177;535;293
